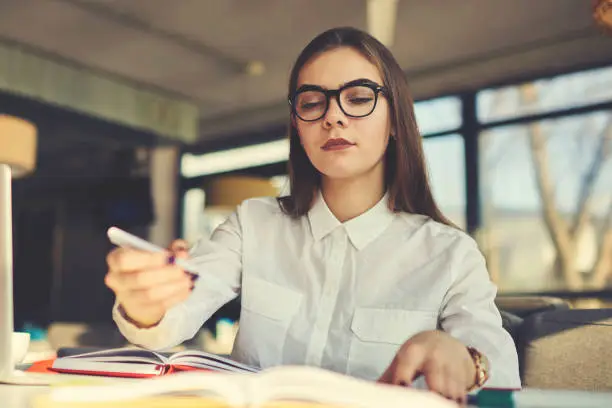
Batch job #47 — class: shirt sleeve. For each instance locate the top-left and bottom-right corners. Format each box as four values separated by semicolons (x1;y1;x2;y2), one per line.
439;236;522;389
113;209;243;350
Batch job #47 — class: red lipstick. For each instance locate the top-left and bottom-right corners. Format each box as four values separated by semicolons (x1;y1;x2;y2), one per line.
321;138;355;151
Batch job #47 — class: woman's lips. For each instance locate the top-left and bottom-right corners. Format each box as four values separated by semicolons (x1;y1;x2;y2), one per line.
321;138;355;151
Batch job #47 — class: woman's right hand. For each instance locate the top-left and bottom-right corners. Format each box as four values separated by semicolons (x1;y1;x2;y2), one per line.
104;239;193;328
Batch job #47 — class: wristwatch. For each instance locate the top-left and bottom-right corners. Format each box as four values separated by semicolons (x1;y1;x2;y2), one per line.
466;346;489;392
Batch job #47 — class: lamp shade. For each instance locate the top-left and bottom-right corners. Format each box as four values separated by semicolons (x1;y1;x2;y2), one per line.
204;175;279;209
0;115;37;178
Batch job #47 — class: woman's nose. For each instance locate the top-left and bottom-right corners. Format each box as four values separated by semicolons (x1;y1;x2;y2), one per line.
323;97;347;129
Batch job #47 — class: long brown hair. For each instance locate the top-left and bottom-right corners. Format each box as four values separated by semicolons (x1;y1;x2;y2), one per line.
278;27;453;227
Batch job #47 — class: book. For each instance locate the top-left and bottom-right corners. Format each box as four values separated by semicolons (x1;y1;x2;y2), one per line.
49;347;259;378
34;365;456;408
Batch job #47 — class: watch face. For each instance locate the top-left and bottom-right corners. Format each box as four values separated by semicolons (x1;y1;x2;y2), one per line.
467;347;488;387
477;366;488;385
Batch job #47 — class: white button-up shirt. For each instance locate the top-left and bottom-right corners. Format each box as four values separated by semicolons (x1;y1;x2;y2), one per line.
114;192;521;388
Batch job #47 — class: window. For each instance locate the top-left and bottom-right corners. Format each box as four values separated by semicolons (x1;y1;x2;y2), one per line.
182;188;206;244
181;139;289;177
478;66;612;123
422;135;466;228
414;96;462;135
415;97;466;229
479;111;612;292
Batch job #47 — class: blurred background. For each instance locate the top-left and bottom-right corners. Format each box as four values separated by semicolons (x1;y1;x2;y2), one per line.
1;0;611;360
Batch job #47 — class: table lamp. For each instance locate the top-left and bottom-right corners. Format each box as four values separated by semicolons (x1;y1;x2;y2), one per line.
205;175;279;210
0;114;37;379
201;175;279;235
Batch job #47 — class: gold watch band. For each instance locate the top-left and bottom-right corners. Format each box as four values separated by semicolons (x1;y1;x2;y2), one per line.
466;346;489;392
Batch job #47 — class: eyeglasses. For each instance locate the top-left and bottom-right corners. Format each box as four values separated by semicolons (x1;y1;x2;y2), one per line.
289;80;388;122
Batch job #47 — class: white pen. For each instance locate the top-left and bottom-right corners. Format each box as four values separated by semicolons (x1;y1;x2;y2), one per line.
106;226;201;276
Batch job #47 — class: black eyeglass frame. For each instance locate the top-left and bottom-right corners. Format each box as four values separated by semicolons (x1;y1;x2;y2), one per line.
288;80;389;122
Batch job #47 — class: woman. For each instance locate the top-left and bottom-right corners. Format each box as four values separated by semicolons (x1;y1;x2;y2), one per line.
105;27;521;402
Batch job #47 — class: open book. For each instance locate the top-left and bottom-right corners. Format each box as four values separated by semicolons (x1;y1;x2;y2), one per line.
37;365;456;408
50;347;258;378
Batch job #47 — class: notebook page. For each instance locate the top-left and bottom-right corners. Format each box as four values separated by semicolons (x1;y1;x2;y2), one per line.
60;347;168;365
251;366;455;408
169;350;259;373
49;370;250;405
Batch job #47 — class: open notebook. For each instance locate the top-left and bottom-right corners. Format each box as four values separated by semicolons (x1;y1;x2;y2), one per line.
50;347;258;378
36;365;456;408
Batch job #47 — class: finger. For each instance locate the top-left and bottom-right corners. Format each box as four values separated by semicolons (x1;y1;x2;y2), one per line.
392;346;427;386
169;239;189;252
439;366;461;400
107;248;169;273
172;249;189;261
159;284;194;309
431;368;464;403
168;253;189;266
106;265;189;292
122;285;193;320
425;366;447;398
452;380;467;405
167;244;189;266
447;366;468;402
443;377;466;404
112;271;191;300
377;357;397;384
118;302;166;326
163;249;197;282
122;276;193;306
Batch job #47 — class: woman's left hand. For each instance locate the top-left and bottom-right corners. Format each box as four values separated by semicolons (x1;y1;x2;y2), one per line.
378;330;475;403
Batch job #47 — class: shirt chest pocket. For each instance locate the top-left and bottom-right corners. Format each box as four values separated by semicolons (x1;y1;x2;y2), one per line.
234;276;303;367
347;308;439;380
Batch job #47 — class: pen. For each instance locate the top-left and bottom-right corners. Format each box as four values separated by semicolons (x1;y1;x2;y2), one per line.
107;226;201;277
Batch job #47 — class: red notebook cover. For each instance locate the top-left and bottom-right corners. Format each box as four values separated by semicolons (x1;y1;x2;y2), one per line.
27;358;209;378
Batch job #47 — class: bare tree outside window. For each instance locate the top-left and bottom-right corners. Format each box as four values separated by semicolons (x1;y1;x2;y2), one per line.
478;67;612;292
520;85;612;291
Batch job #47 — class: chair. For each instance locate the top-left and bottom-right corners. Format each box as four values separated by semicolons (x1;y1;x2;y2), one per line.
499;310;523;344
495;295;571;318
517;308;612;391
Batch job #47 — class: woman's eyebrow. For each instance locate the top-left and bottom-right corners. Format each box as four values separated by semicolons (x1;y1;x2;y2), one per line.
342;78;379;87
296;78;379;92
295;83;324;93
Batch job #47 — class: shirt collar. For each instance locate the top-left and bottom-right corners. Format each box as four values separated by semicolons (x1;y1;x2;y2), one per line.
307;191;396;250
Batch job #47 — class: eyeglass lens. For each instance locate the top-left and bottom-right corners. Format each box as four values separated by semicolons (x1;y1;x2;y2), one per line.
295;85;377;121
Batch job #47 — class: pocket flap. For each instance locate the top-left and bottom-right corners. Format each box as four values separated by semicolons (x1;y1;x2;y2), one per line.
350;308;439;344
242;276;303;322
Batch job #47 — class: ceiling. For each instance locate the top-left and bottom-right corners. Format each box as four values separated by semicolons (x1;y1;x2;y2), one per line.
0;0;611;148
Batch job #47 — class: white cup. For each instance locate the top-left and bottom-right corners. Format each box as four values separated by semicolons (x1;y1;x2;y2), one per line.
12;332;30;365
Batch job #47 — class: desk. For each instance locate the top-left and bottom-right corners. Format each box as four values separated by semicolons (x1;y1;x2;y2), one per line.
0;384;46;408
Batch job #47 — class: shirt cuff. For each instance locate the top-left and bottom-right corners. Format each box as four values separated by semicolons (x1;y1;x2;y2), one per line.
112;301;183;351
